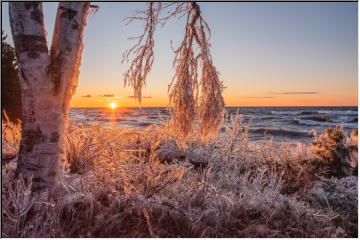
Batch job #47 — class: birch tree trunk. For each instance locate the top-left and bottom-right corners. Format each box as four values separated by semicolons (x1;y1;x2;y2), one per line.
9;2;90;192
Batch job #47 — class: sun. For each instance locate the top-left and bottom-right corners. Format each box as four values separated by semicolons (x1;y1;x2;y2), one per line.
109;102;117;109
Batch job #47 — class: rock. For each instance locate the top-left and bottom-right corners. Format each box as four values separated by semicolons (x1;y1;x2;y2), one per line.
156;139;185;164
186;150;208;169
308;176;357;213
156;140;208;168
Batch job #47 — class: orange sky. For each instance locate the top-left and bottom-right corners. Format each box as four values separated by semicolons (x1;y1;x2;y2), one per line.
5;3;354;108
69;89;358;108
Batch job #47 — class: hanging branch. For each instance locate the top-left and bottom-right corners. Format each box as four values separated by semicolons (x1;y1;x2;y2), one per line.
123;2;225;138
169;2;225;138
122;3;158;104
168;3;200;137
196;6;225;138
122;3;187;104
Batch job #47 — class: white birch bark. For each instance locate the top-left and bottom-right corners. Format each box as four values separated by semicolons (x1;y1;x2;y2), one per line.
9;2;90;192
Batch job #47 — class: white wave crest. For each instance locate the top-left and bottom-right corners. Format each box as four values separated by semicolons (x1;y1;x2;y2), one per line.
318;110;358;115
244;115;272;120
271;111;302;115
331;117;357;123
296;119;358;128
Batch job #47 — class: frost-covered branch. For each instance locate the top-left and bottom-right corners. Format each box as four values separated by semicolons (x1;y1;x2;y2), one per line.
123;2;225;138
122;2;187;104
169;2;225;138
122;3;159;103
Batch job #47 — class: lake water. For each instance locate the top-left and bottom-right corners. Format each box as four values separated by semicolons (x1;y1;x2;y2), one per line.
70;106;358;143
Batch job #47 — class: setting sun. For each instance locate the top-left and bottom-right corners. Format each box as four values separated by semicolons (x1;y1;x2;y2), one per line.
109;102;117;109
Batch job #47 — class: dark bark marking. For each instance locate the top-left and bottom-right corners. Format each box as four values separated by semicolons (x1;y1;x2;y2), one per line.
22;127;47;152
24;2;41;10
14;35;48;59
31;177;46;192
24;3;43;24
26;161;44;170
62;103;67;114
72;22;80;30
59;7;77;22
32;177;43;182
20;68;29;84
32;177;46;183
48;171;57;177
48;54;63;94
22;107;36;123
65;45;73;53
50;131;60;143
31;185;46;192
30;8;43;24
25;166;42;171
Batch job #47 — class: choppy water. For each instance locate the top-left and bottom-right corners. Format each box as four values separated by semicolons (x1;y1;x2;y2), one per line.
70;106;358;143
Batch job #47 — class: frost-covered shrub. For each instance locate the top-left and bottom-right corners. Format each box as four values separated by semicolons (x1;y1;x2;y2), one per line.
308;176;357;213
307;176;358;237
311;126;356;177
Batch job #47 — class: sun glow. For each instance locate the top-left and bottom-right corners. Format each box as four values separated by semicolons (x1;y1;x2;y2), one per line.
109;102;117;109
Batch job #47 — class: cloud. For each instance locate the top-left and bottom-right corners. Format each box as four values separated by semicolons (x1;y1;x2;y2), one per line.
269;91;319;95
99;94;115;98
82;94;92;98
97;95;123;99
128;96;152;98
240;96;275;99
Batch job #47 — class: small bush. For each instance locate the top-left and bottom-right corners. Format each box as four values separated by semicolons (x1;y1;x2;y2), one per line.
311;125;355;177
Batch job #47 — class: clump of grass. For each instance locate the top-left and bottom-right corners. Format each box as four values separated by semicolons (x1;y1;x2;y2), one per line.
346;128;358;175
307;175;358;237
311;125;356;177
66;126;109;174
2;175;38;237
1;111;21;158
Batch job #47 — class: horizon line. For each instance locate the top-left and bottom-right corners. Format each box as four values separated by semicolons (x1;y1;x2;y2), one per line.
70;105;358;108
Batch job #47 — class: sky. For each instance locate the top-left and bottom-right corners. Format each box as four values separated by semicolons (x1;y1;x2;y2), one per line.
1;2;358;107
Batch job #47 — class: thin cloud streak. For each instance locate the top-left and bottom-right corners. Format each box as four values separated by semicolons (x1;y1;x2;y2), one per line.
99;94;115;98
128;96;152;98
98;94;123;99
269;91;319;95
240;96;275;99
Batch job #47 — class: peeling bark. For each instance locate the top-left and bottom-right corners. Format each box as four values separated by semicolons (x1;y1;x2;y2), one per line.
9;2;91;193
